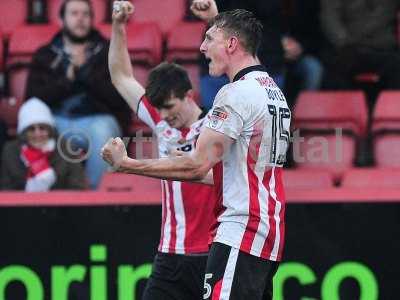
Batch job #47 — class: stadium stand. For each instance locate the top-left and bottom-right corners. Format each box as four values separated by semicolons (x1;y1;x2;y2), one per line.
97;21;163;84
283;169;334;189
6;24;59;101
293;91;369;180
354;72;380;84
0;97;23;136
0;0;26;35
342;168;400;189
166;21;206;97
372;91;400;167
129;114;153;137
128;137;158;159
99;172;162;195
131;0;186;34
0;30;3;72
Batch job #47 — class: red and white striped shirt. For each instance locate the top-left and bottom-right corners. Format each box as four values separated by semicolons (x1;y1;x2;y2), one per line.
137;96;216;254
205;66;291;261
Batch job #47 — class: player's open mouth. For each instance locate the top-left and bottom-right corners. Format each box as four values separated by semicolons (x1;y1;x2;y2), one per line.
205;57;212;65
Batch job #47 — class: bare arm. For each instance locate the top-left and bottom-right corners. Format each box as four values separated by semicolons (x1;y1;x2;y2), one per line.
101;128;233;182
109;1;145;113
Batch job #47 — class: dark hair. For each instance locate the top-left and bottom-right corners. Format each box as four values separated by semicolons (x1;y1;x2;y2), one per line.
145;62;192;108
209;9;263;56
59;0;94;20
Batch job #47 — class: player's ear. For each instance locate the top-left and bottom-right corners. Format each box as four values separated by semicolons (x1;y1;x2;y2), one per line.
185;89;195;101
227;36;239;54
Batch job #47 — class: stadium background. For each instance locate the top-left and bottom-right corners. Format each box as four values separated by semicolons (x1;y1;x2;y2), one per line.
0;0;400;299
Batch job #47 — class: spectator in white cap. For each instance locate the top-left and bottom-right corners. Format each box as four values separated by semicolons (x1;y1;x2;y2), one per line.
0;97;86;191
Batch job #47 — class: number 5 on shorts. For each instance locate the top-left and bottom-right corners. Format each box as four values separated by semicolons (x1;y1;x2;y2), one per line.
203;273;213;299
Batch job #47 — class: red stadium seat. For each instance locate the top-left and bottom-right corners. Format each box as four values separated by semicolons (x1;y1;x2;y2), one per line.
294;134;357;181
372;91;400;132
342;168;400;188
293;91;369;180
48;0;107;25
6;24;59;101
132;0;186;34
373;135;400;167
283;169;334;189
0;97;23;136
128;114;153;136
99;173;162;196
0;0;26;35
294;91;369;137
128;136;158;159
0;30;3;71
372;91;400;167
97;22;163;66
167;21;205;61
166;21;206;95
180;64;201;99
354;72;380;84
98;21;163;130
8;24;59;62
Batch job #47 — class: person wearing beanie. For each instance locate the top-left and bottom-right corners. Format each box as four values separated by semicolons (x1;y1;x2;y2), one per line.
0;98;86;191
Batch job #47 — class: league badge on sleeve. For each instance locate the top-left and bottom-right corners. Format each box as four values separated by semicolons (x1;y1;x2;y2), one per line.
208;107;228;130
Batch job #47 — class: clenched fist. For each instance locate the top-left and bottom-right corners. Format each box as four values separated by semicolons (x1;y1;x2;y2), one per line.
190;0;218;22
101;137;128;169
112;1;135;24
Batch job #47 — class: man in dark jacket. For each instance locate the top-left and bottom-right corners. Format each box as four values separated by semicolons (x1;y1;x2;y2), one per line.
320;0;400;90
25;0;131;188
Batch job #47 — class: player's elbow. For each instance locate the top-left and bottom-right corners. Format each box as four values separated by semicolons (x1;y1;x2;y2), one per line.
110;73;119;87
110;74;128;92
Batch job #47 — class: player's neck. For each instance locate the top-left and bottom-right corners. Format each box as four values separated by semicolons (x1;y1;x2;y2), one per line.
227;55;259;82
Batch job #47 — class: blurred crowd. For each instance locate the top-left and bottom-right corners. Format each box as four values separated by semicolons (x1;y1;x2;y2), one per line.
0;0;399;191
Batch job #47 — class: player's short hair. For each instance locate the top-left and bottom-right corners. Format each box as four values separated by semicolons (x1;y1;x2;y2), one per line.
209;9;263;57
146;62;192;108
59;0;94;20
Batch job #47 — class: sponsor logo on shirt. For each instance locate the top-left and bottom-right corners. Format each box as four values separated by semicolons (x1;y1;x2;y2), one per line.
208;107;228;130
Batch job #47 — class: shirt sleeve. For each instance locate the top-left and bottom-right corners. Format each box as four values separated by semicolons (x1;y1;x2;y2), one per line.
205;87;244;140
137;95;161;131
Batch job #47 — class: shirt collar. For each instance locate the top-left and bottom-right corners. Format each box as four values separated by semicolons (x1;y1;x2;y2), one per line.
232;65;267;82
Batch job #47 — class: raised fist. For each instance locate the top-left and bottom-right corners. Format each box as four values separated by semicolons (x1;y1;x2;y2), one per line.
112;1;135;24
190;0;218;22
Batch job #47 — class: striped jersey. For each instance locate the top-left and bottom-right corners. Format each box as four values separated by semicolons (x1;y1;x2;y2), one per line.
205;65;291;261
137;95;216;254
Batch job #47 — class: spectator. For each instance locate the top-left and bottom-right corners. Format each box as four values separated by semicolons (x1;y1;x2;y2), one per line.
25;0;131;188
196;0;286;109
282;0;324;107
0;120;7;157
320;0;400;90
1;98;86;191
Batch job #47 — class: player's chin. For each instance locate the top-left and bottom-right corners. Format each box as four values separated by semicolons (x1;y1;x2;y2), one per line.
209;68;224;77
